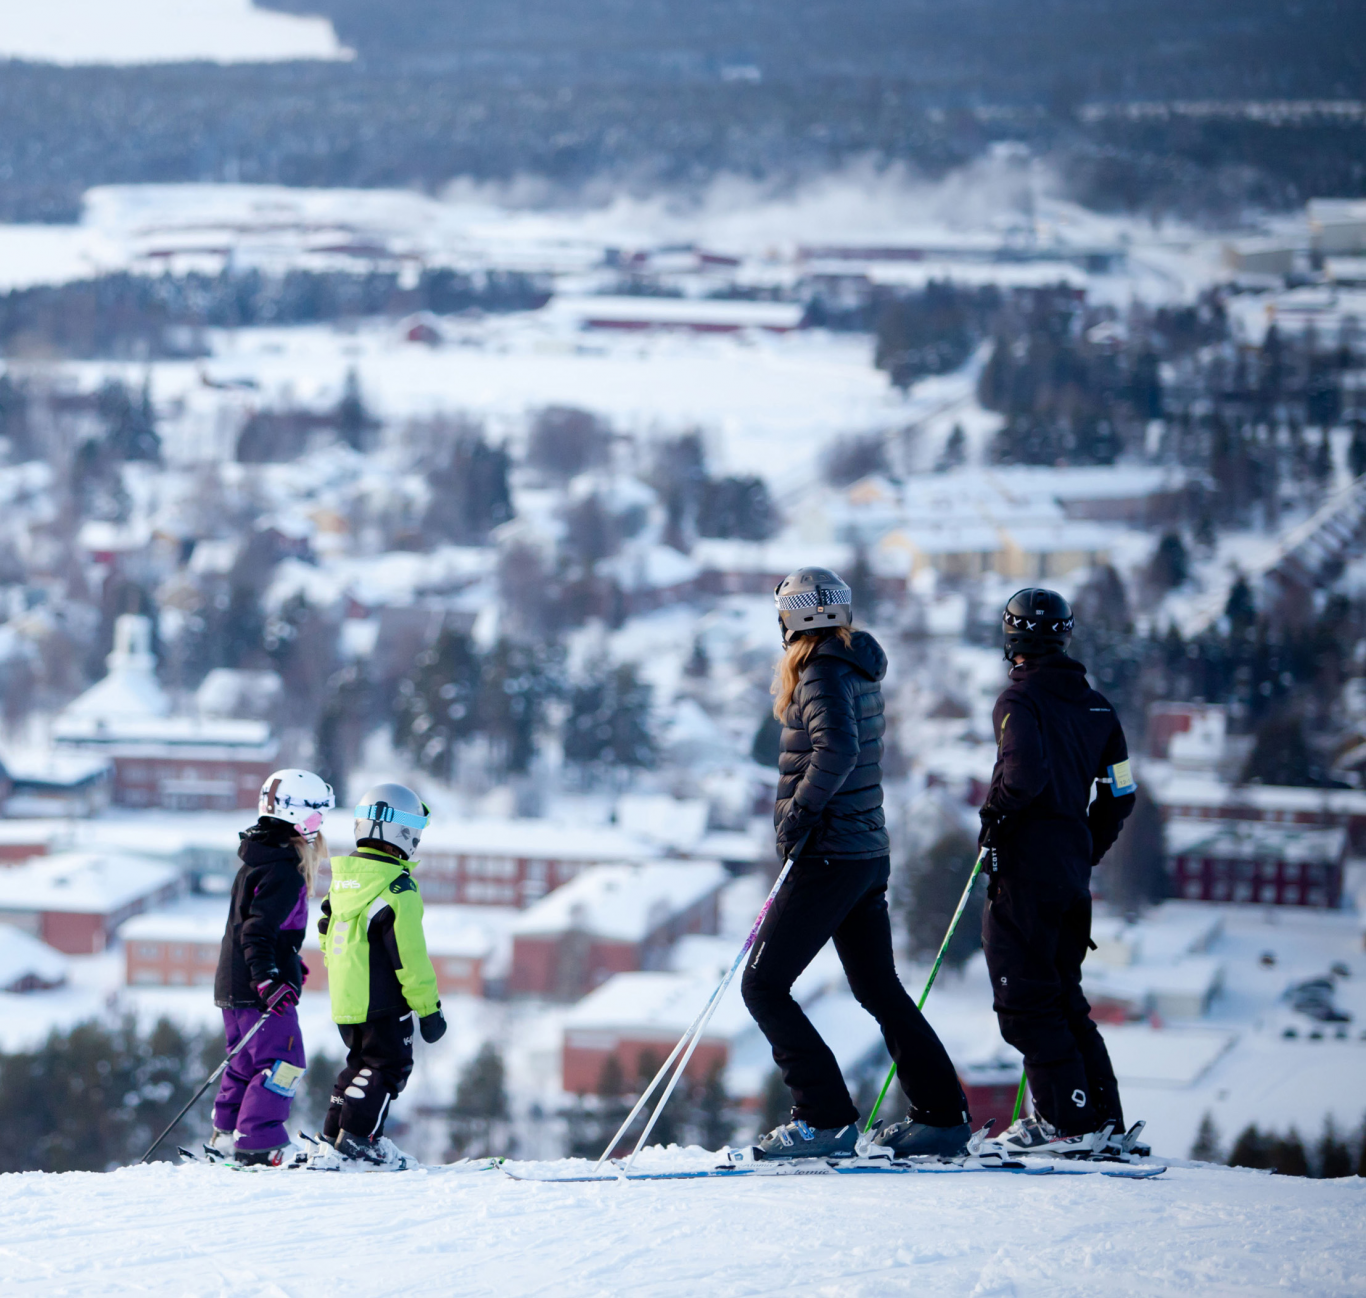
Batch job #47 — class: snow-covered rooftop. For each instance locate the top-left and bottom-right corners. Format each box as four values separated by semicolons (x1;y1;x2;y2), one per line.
59;615;169;724
1166;817;1347;864
419;818;659;865
0;923;68;991
0;853;181;915
511;861;728;941
1148;769;1366;816
120;898;227;945
562;970;753;1040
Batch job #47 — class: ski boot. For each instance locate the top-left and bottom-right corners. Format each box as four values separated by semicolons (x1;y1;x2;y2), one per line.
754;1120;858;1161
869;1119;971;1161
986;1116;1113;1159
233;1141;307;1169
309;1130;419;1172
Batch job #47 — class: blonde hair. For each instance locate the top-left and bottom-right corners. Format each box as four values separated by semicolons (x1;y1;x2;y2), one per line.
772;626;854;720
293;831;329;897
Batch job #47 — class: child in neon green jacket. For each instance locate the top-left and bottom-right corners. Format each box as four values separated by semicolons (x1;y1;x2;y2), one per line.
313;782;447;1169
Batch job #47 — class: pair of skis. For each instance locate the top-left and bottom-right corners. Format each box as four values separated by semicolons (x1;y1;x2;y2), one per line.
504;1152;1167;1183
510;1122;1164;1182
176;1133;504;1175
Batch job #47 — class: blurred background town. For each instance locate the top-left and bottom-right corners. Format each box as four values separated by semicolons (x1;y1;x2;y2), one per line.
0;0;1363;1179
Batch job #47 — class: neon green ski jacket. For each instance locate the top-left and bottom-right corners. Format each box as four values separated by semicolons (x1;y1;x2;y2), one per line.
319;847;440;1025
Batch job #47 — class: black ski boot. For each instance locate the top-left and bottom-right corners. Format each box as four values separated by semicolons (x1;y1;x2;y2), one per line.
233;1144;299;1168
870;1119;971;1159
755;1119;858;1160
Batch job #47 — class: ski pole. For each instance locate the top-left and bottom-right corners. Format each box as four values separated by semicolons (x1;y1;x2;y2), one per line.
1010;1068;1028;1125
597;835;808;1173
139;1007;277;1164
863;846;986;1133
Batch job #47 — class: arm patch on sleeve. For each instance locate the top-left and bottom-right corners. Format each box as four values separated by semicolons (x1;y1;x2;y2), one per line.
1107;760;1137;797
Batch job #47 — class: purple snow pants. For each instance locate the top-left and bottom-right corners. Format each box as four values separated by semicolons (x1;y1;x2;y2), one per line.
212;1006;307;1151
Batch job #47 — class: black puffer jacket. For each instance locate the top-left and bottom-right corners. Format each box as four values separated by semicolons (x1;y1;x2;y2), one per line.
983;653;1135;871
214;818;309;1009
774;629;889;861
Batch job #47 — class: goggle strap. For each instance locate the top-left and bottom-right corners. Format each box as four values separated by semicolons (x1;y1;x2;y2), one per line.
354;803;430;830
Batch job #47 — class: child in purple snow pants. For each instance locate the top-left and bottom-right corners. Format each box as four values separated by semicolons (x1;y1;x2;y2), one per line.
213;1004;309;1151
212;768;334;1162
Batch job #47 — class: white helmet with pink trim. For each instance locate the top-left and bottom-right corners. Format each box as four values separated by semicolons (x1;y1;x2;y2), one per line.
258;768;335;840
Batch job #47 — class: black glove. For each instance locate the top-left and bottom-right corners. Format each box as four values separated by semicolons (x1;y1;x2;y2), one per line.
419;1009;447;1044
978;808;1011;900
255;978;298;1015
776;803;820;863
978;806;1011;848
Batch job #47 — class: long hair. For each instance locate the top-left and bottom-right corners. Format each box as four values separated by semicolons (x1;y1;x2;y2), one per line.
294;831;330;896
772;626;854;720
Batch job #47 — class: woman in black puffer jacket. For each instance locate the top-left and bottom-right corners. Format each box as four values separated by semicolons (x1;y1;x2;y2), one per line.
741;567;970;1161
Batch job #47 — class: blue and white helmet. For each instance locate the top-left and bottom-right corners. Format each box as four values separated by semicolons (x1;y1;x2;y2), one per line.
353;782;430;859
259;769;335;840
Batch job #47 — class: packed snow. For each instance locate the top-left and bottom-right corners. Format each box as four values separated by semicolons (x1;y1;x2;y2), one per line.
0;1158;1361;1296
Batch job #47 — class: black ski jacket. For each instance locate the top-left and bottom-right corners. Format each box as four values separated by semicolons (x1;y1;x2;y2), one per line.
214;818;309;1009
774;629;889;861
983;653;1135;872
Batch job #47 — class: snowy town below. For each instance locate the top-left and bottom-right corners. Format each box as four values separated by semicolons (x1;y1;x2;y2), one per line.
0;171;1364;1180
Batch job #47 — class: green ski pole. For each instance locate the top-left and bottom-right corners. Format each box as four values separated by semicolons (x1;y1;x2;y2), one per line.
1010;1068;1028;1125
863;847;987;1133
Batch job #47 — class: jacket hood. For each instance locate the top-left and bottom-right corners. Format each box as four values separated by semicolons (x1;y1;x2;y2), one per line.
815;629;887;682
1008;651;1090;700
327;849;409;922
238;823;300;869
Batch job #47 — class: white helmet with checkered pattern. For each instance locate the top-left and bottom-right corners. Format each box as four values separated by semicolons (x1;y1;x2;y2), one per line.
774;567;853;645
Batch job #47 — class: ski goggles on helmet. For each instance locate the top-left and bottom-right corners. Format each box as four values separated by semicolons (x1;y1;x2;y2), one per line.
775;584;851;611
355;801;431;831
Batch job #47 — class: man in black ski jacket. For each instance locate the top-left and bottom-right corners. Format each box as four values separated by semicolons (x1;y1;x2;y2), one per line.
979;588;1136;1157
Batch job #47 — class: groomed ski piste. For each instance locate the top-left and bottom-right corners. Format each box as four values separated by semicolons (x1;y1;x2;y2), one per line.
1;1146;1362;1295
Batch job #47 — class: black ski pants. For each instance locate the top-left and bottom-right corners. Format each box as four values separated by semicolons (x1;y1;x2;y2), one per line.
982;849;1123;1136
323;1012;414;1141
741;853;968;1131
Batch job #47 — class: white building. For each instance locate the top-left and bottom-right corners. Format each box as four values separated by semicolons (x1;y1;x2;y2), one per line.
52;615;278;811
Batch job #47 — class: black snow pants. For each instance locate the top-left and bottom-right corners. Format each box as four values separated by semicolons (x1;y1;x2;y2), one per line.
323;1012;415;1141
740;853;968;1131
982;838;1123;1136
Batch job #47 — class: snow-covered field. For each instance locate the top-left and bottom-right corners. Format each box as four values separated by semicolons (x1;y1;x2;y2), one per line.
0;1;349;66
0;1158;1361;1296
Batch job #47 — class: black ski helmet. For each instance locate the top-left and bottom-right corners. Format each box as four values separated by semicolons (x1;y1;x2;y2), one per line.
1002;587;1074;660
775;567;853;645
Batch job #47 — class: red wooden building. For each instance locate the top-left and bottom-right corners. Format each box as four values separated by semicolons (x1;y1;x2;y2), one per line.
509;862;727;1001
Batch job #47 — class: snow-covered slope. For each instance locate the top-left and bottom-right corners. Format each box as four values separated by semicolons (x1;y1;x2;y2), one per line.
0;1159;1361;1296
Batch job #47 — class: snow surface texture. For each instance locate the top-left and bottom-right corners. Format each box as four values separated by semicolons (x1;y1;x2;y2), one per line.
0;1159;1362;1296
0;1;350;66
